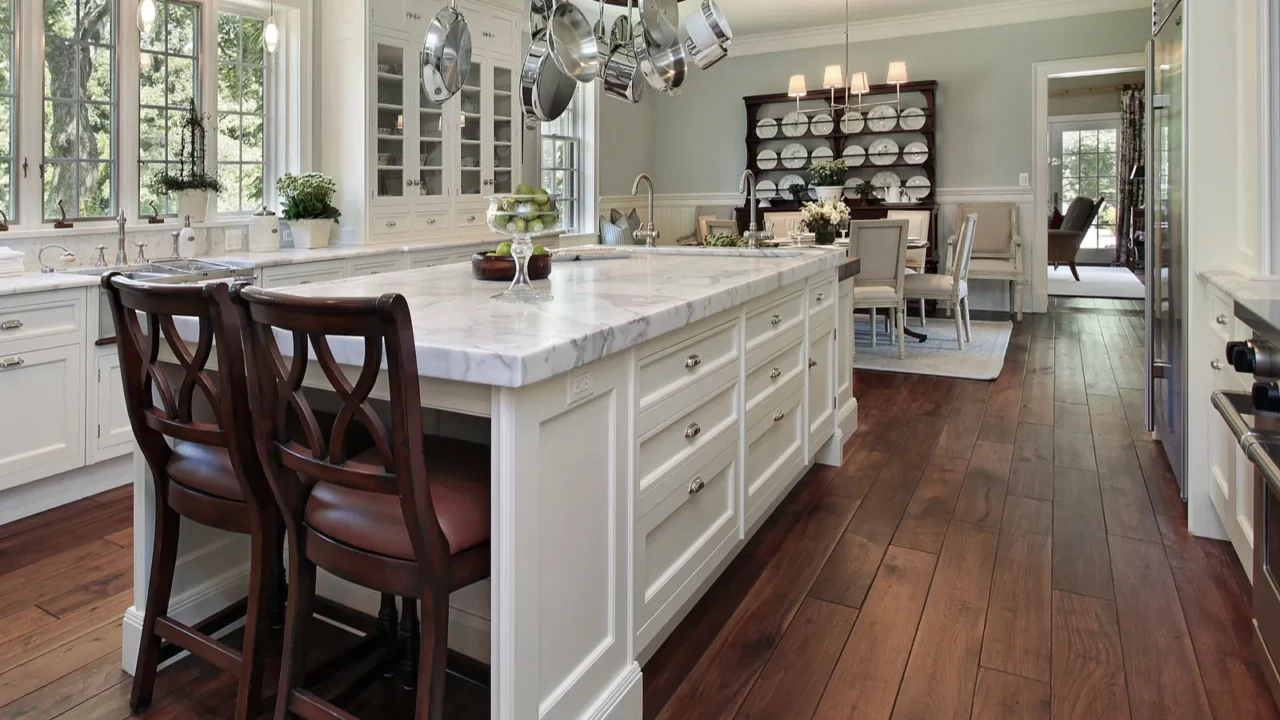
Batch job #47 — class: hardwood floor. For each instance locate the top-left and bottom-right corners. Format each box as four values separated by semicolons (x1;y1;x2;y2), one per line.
0;306;1274;719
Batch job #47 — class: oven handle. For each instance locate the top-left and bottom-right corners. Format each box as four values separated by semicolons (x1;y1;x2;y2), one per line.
1212;391;1280;497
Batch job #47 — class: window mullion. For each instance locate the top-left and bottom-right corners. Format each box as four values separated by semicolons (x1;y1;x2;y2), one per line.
16;0;43;227
120;0;142;223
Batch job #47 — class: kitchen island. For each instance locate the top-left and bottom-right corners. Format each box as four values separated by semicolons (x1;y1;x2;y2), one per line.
123;246;857;720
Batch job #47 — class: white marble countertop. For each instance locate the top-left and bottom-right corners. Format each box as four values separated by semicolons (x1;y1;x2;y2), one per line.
0;271;104;297
272;247;847;388
1200;268;1280;303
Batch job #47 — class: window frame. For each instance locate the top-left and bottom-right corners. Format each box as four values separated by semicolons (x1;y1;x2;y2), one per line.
214;7;268;215
1050;113;1122;250
138;0;201;218
0;0;16;222
537;85;596;235
540;96;581;232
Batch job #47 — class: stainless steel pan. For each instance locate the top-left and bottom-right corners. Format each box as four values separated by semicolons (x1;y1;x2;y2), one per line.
420;0;472;104
548;0;600;83
530;0;550;37
520;30;578;126
639;0;679;50
633;26;686;93
686;0;732;51
602;0;643;102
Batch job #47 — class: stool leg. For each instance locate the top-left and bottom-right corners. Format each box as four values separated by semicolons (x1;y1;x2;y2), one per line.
379;593;399;678
417;588;450;720
130;501;181;712
400;598;419;690
271;513;287;630
273;534;316;720
235;513;281;720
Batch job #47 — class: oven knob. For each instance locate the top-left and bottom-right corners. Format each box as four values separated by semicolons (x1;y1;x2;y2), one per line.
1229;341;1256;373
1253;382;1280;414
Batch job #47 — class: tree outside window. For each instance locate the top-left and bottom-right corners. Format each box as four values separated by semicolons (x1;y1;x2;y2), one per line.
1056;125;1119;249
139;0;199;217
217;12;266;213
0;0;14;221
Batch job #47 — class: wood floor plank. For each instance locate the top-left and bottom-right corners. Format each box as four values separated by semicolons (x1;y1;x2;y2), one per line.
734;598;858;720
891;455;969;555
100;529;131;549
977;415;1019;445
1080;334;1119;397
0;609;56;649
0;547;130;620
1053;467;1114;600
813;546;937;720
0;507;132;578
1132;441;1186;519
1093;433;1141;473
890;521;999;720
981;530;1052;682
1108;535;1212;720
1051;591;1131;720
970;668;1051;720
1087;394;1129;439
1054;430;1097;472
1008;423;1054;501
916;377;963;419
1097;466;1161;543
1054;402;1092;434
951;441;1012;529
0;620;121;708
0;591;131;677
1001;495;1052;537
934;399;985;460
0;649;125;720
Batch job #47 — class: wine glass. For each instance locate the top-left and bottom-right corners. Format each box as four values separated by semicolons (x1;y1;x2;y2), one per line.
486;193;562;303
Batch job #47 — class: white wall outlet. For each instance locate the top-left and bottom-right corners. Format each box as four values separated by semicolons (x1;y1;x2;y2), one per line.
569;369;594;403
225;229;245;251
1019;173;1030;187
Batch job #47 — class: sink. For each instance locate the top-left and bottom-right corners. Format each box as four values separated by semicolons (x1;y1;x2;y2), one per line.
631;247;806;258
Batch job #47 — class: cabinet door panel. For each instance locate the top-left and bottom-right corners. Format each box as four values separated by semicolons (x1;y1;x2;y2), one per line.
94;352;134;460
0;345;84;490
373;38;413;206
808;326;836;451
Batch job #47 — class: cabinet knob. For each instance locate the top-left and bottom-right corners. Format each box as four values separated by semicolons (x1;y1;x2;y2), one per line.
1212;359;1223;370
770;314;782;326
816;292;826;302
685;354;702;369
468;215;477;222
769;367;781;380
684;422;701;439
687;476;705;495
809;359;818;369
1217;314;1229;325
773;410;786;422
0;356;24;369
426;218;437;224
386;220;397;227
0;320;22;331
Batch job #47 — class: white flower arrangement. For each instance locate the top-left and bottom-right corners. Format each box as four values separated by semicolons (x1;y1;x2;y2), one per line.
800;199;850;229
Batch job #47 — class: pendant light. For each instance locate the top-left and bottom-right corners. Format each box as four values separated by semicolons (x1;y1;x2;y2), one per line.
264;1;280;54
787;74;808;112
887;61;909;108
138;0;158;35
848;71;869;108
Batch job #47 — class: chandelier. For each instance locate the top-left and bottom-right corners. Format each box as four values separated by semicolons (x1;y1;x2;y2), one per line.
786;0;909;113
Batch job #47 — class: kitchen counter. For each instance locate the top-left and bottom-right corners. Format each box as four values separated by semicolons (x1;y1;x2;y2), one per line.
1199;268;1280;343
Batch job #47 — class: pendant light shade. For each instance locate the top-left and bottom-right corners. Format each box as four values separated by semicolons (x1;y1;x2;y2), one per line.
886;61;909;85
788;74;808;98
264;4;280;54
848;71;869;94
822;65;844;90
138;0;158;35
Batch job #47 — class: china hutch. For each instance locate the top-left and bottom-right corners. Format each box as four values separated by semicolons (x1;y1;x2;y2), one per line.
321;0;524;246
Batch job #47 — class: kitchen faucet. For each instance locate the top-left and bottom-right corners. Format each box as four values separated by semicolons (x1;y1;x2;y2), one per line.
169;215;196;259
115;209;128;266
631;173;659;247
739;170;767;249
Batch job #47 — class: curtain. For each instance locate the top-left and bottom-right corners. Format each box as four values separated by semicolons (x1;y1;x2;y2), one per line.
1115;88;1145;266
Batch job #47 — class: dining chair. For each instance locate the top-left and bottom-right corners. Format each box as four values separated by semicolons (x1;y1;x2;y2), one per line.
849;219;910;360
887;208;933;325
949;203;1024;320
906;213;978;350
102;275;281;720
235;286;491;720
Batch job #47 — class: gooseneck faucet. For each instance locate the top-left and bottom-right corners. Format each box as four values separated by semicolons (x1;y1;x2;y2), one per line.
631;173;659;247
170;215;196;259
739;170;766;249
115;209;128;266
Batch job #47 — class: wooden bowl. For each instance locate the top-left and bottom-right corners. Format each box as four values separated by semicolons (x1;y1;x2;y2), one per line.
471;253;552;282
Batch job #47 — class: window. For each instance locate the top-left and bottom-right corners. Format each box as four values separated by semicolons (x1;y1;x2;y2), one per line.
0;0;14;220
43;0;117;220
1051;117;1120;249
541;95;582;232
139;0;198;217
216;12;266;213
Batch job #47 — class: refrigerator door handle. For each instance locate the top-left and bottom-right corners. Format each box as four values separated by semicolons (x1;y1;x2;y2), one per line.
1145;37;1160;432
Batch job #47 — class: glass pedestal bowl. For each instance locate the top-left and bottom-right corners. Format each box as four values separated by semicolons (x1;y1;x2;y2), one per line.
485;194;563;303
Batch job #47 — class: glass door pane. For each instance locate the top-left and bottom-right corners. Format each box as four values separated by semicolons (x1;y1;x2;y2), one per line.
374;42;407;199
419;79;445;200
457;59;483;197
491;64;515;194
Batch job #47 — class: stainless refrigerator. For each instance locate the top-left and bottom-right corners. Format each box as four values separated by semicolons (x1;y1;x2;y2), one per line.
1146;0;1186;496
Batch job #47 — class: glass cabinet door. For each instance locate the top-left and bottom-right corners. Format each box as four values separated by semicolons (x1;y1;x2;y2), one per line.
490;63;516;194
418;79;446;201
457;59;484;197
373;41;410;201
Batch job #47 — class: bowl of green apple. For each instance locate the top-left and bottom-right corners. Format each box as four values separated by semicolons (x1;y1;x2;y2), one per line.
486;185;562;237
472;242;553;281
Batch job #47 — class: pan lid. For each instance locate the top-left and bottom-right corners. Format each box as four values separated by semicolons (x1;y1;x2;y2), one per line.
421;1;473;103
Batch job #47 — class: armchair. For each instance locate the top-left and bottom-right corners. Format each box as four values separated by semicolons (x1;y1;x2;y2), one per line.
947;203;1025;320
1048;196;1106;282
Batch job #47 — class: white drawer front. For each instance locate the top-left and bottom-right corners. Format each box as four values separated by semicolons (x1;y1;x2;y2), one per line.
414;211;451;233
745;390;805;523
371;212;412;236
637;320;739;413
745;337;805;427
455;209;486;232
349;257;405;277
638;381;737;493
260;261;347;288
0;292;84;353
1208;291;1233;342
746;291;805;354
809;276;837;315
0;345;84;490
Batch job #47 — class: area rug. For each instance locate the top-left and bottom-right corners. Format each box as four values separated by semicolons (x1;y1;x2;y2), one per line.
852;317;1013;380
1048;265;1145;299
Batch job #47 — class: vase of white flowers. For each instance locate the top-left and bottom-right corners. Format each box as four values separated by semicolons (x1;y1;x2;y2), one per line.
809;158;848;202
277;173;341;249
801;198;850;245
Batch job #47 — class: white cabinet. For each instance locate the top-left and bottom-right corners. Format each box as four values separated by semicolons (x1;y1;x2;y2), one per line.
350;256;408;277
0;345;84;491
808;325;836;455
1205;286;1256;580
91;351;134;462
260;260;348;289
745;390;806;530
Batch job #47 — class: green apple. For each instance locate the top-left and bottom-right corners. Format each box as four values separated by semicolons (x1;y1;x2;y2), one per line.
528;219;545;233
515;183;535;197
532;245;549;255
500;198;516;212
492;214;511;229
495;242;513;256
540;213;558;226
508;217;527;233
533;189;550;207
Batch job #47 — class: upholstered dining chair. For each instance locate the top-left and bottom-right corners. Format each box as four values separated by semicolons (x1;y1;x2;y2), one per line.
849;219;910;360
907;213;978;351
1049;195;1106;282
947;203;1025;320
235;286;492;720
887;208;933;325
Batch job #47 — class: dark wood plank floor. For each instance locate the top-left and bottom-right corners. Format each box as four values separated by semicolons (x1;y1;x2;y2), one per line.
0;306;1274;719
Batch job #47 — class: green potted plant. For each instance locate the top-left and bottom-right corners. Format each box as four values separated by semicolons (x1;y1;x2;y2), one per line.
854;180;878;206
147;100;222;222
276;172;341;248
801;198;850;246
784;180;808;203
809;158;848;201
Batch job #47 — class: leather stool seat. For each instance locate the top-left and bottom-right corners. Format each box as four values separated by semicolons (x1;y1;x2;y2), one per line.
166;442;244;502
304;436;491;560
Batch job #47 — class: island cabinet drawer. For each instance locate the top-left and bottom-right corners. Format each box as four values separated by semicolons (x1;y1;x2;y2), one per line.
636;319;740;414
260;261;347;288
637;381;738;494
745;390;806;528
0;291;84;353
809;276;837;313
349;256;405;277
744;337;806;427
745;291;805;355
634;442;738;650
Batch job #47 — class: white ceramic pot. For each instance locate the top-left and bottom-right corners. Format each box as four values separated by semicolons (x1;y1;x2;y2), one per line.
289;219;333;249
815;186;844;202
175;190;210;223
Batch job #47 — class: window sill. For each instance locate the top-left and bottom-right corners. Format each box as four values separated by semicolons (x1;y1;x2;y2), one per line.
0;216;254;241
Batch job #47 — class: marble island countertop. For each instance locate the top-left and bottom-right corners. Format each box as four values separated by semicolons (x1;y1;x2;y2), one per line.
1200;268;1280;343
274;247;848;388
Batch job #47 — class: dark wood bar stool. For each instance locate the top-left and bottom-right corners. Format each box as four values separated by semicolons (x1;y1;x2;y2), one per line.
102;275;282;720
234;287;491;720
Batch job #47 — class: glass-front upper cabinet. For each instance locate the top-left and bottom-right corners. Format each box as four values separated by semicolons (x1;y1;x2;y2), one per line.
419;81;446;202
456;60;484;198
491;64;516;194
373;40;411;202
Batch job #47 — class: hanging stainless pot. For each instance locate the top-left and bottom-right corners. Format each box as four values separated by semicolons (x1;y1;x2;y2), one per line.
530;0;550;37
420;0;472;104
683;35;726;70
520;30;578;127
639;0;679;50
610;14;630;48
602;0;643;103
633;26;686;94
685;0;732;53
548;0;600;83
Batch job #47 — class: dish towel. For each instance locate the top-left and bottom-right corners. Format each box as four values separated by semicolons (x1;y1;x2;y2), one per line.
0;247;24;277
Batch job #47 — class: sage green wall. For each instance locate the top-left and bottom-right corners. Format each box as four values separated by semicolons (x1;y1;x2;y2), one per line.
601;9;1149;195
1048;71;1146;117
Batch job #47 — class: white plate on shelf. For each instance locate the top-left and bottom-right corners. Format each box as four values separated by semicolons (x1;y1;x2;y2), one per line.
903;141;929;165
811;113;834;136
756;118;778;139
757;180;777;199
869;138;899;166
900;107;926;131
867;105;898;132
781;143;808;169
811;146;834;163
843;178;861;198
782;111;808;137
778;174;806;198
840;111;864;134
757;149;778;170
872;171;902;188
842;144;866;166
905;176;932;200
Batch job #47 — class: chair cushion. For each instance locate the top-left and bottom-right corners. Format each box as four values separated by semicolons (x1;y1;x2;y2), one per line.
904;274;967;300
968;258;1019;278
304;436;491;560
1060;196;1096;232
852;284;901;305
167;442;244;501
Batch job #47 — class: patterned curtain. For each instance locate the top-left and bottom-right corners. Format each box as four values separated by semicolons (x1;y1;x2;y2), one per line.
1115;88;1145;266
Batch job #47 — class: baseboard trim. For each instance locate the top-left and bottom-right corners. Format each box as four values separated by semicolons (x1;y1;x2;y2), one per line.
0;456;132;526
584;662;643;720
122;560;251;675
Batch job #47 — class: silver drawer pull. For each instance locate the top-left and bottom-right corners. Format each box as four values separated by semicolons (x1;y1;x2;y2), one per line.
685;354;702;369
0;320;22;331
773;410;786;422
1212;359;1223;370
1217;314;1229;325
809;359;818;369
299;281;312;285
688;476;705;494
770;314;782;326
426;218;437;224
816;292;826;302
468;215;477;222
684;422;701;439
770;367;781;380
386;220;398;227
0;356;24;369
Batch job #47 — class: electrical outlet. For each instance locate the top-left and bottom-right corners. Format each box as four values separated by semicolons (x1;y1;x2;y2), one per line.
1019;173;1030;187
226;229;245;251
569;369;593;403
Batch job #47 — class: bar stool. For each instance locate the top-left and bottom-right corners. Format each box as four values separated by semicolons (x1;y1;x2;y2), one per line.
234;286;491;720
102;275;281;720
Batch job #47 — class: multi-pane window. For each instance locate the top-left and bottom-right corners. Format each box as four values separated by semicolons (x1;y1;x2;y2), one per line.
1055;122;1120;249
139;0;198;217
216;12;266;213
43;0;117;220
0;0;14;220
541;95;581;232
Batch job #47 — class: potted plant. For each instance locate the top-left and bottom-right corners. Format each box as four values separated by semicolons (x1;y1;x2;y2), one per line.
784;181;808;203
854;180;878;206
801;198;850;246
147;101;222;222
809;158;848;201
277;172;341;249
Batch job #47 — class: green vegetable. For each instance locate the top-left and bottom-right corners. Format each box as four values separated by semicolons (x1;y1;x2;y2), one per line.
704;233;745;247
541;213;558;226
